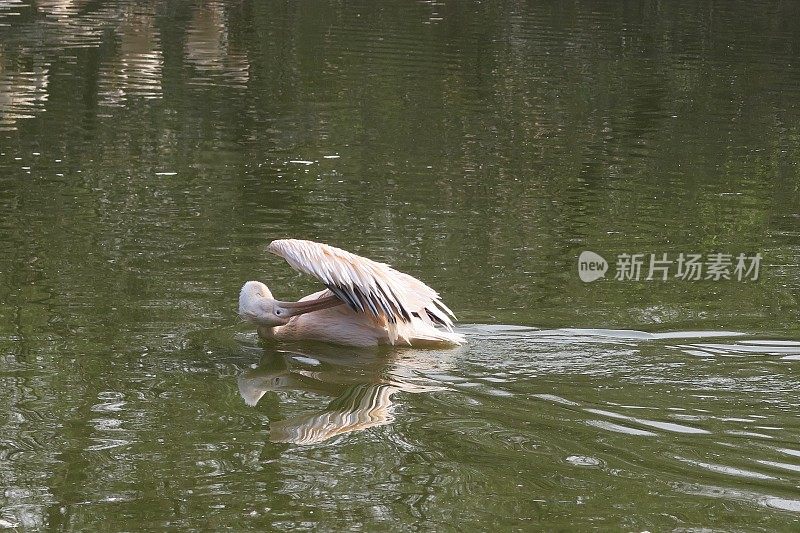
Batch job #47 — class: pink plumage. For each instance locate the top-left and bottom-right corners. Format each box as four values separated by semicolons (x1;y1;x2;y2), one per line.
238;239;464;347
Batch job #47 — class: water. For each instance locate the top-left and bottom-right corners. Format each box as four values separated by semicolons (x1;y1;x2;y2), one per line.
1;0;799;530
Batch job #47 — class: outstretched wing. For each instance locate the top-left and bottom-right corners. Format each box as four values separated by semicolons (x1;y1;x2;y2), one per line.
267;239;456;343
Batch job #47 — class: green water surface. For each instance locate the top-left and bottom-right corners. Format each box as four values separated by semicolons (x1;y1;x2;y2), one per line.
1;1;799;530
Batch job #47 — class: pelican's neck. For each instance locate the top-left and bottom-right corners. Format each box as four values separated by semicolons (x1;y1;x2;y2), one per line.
257;325;279;340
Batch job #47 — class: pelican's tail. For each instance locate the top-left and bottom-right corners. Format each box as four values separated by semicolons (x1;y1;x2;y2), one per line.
402;319;466;347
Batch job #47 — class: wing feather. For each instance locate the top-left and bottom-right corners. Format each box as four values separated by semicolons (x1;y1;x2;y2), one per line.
268;239;456;343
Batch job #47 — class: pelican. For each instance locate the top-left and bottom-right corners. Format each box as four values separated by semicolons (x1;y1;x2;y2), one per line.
238;239;465;347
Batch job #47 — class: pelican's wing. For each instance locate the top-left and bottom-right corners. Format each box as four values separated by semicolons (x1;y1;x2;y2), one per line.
267;239;456;343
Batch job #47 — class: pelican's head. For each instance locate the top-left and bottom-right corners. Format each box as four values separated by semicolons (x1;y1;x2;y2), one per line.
239;281;342;327
238;281;291;327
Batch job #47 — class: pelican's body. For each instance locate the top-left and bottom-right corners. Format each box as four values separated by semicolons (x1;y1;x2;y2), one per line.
253;289;463;347
239;239;464;348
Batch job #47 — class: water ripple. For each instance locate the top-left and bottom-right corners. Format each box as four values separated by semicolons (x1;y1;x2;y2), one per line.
584;408;710;435
584;420;657;437
676;483;800;514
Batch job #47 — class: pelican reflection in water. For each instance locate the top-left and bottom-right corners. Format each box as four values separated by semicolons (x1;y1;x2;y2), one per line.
238;347;443;445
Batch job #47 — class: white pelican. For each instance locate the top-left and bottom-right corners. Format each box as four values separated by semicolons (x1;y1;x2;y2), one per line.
238;239;465;347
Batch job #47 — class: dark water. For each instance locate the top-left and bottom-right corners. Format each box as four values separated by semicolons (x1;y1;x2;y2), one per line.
1;0;799;530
